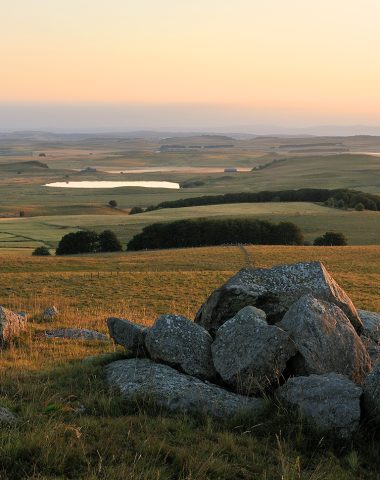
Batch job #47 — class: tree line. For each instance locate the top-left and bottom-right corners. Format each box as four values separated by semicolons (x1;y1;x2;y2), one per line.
129;188;380;214
126;218;305;251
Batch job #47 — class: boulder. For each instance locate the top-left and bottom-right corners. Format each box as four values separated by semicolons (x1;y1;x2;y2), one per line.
107;317;147;356
276;373;362;438
43;306;59;321
278;295;371;384
195;262;362;334
228;305;267;326
359;309;380;344
212;313;296;394
0;407;16;425
0;306;27;346
45;328;108;341
363;364;380;418
145;315;216;380
106;358;263;418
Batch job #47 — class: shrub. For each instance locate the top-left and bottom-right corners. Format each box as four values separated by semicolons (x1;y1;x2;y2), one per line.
32;246;51;256
127;218;304;251
108;200;117;208
336;199;345;209
355;203;365;211
129;206;144;215
98;230;123;252
56;231;99;255
313;232;348;246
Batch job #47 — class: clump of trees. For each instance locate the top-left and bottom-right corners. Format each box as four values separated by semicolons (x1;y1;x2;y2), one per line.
108;200;118;208
32;246;51;256
127;218;304;251
313;232;347;246
129;206;144;215
141;188;380;212
56;230;122;255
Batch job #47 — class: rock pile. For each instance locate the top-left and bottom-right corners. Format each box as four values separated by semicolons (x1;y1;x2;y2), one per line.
105;261;380;438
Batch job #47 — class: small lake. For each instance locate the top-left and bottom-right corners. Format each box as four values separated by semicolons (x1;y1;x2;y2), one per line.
44;181;180;189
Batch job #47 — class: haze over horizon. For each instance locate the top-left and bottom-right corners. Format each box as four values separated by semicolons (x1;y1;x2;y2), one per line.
2;0;380;133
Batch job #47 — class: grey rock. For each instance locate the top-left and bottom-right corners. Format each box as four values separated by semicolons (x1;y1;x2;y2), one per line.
195;262;362;334
359;309;380;344
212;313;296;394
107;317;147;356
276;373;362;438
43;306;59;321
229;305;267;326
45;328;108;341
0;306;27;346
278;295;371;384
0;407;16;425
106;358;263;418
145;315;216;380
363;364;380;418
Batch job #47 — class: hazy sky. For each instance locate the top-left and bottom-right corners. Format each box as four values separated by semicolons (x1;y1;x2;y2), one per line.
1;0;380;130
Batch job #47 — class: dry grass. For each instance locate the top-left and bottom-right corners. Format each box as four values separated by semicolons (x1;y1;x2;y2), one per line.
0;246;379;479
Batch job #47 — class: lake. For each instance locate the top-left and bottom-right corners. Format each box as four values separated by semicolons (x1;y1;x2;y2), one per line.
44;181;180;189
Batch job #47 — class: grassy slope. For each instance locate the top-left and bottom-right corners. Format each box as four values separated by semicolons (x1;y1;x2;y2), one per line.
0;246;379;479
0;202;379;249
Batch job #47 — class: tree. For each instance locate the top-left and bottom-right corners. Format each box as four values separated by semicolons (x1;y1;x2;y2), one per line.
313;232;347;246
19;211;25;217
336;199;345;209
98;230;123;252
56;231;99;255
32;246;51;256
355;203;365;211
108;200;117;208
129;206;144;215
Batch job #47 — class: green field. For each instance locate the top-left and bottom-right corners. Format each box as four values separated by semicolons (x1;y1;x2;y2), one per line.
0;246;379;479
0;202;379;249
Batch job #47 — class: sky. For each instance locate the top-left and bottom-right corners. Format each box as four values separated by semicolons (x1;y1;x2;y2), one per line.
1;0;380;132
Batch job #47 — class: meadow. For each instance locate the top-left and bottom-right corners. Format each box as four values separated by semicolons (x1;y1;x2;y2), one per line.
0;245;379;479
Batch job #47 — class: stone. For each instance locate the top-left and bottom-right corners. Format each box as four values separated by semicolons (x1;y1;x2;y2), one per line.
278;295;371;384
212;313;296;394
0;306;27;346
363;364;380;418
45;328;108;341
0;407;16;425
107;317;147;356
106;358;263;418
276;373;362;438
145;314;216;380
195;262;362;334
228;305;267;326
43;306;59;321
359;309;380;344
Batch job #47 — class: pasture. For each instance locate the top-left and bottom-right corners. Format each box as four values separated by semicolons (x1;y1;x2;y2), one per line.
0;246;379;479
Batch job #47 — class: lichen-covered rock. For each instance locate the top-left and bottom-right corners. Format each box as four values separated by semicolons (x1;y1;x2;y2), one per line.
0;407;16;425
107;317;147;356
212;313;296;394
43;306;59;321
45;328;108;341
106;358;263;418
145;315;216;380
195;262;362;334
278;295;371;384
363;364;380;418
228;305;267;326
276;373;362;438
0;306;27;346
359;309;380;344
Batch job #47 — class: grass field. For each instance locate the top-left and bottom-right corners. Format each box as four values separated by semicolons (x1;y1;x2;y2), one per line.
0;202;379;250
0;246;379;479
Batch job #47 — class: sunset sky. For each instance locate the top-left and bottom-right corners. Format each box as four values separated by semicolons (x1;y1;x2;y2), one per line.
1;0;380;130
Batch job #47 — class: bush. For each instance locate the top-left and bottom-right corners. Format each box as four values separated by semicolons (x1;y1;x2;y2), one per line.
129;206;144;215
127;218;304;251
56;231;100;255
336;199;345;209
32;246;51;256
355;203;365;211
313;232;348;246
98;230;123;252
108;200;117;208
